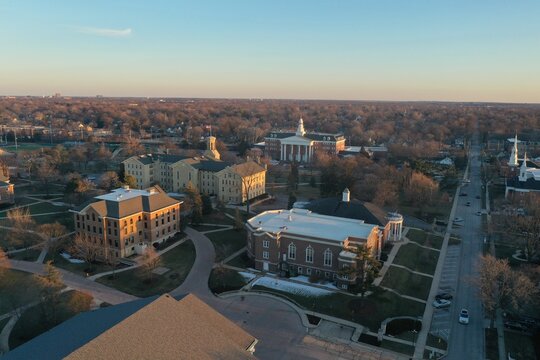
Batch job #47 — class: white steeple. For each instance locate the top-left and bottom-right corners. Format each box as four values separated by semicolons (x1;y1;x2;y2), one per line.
296;117;306;137
519;152;528;181
508;134;519;167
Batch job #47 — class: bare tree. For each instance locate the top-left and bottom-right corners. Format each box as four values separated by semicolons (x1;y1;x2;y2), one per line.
99;171;121;191
35;261;64;324
476;255;537;327
340;245;381;297
36;157;59;197
140;247;161;282
238;161;265;215
7;207;36;250
38;222;67;255
70;233;98;270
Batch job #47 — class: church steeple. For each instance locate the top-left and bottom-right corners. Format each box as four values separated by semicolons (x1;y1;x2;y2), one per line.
519;152;528;181
508;134;519;167
296;117;306;137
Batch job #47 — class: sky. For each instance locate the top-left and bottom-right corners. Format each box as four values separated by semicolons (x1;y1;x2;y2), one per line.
1;0;539;102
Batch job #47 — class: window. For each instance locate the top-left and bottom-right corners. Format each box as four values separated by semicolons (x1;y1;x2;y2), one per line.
297;267;302;274
262;251;269;259
306;268;312;275
324;249;333;267
341;284;348;290
325;272;330;278
263;240;269;248
305;246;314;263
288;243;296;260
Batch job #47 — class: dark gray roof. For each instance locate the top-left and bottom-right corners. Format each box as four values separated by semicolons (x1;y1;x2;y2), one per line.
507;177;540;191
303;197;386;226
192;159;231;172
3;296;159;360
266;132;295;139
158;154;189;163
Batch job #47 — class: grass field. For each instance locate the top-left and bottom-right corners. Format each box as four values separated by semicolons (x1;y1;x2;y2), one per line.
1;143;55;153
45;251;114;277
208;267;248;294
9;290;92;350
206;229;246;262
250;285;425;331
380;266;433;300
393;243;439;275
96;240;196;297
504;331;536;360
226;251;253;269
0;269;42;316
406;229;444;250
7;248;42;262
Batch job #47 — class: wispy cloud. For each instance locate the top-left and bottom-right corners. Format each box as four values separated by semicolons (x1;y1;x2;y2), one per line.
74;26;132;38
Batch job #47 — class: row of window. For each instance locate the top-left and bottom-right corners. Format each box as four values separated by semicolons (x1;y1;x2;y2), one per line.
288;243;333;266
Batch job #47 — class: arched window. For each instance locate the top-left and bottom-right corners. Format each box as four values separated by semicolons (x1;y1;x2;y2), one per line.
323;249;333;267
305;246;314;263
288;243;296;260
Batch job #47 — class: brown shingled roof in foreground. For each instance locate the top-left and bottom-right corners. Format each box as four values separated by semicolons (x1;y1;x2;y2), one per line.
66;294;257;360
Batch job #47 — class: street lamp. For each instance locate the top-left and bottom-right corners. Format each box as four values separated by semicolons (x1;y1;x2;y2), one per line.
412;329;418;346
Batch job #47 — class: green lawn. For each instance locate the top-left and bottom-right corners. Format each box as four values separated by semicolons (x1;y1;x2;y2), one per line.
202;211;235;226
250;285;425;331
8;248;42;262
45;250;114;277
96;240;196;297
494;242;525;267
9;290;92;350
0;317;10;333
1;143;55;153
393;243;439;275
208;267;248;294
505;331;536;360
485;329;499;360
380;266;433;300
226;251;254;269
206;229;247;262
0;269;42;316
0;231;43;251
407;229;444;250
0;201;72;228
191;224;229;232
268;183;320;200
426;333;448;350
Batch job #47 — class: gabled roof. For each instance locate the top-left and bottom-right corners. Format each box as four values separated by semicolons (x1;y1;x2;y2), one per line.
230;161;266;177
507;176;540;191
123;154;188;166
76;186;179;218
5;294;257;360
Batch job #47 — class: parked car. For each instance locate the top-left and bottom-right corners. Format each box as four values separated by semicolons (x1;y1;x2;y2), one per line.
435;292;453;301
459;309;469;324
475;195;481;199
466;201;471;206
475;211;482;216
453;217;464;223
432;299;451;309
459;193;468;197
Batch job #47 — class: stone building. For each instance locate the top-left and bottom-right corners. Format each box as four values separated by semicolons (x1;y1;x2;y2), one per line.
264;118;346;163
71;186;181;259
246;208;381;290
123;137;266;204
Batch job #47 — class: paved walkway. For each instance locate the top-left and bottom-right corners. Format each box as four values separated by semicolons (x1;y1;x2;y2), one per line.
3;260;137;305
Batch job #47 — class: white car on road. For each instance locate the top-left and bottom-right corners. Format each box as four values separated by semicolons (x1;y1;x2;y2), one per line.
459;309;469;324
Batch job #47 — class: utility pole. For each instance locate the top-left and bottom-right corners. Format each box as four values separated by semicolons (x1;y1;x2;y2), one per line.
14;128;18;150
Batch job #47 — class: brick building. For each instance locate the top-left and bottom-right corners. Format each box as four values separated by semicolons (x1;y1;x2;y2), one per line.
72;186;181;259
264;118;346;163
246;208;381;290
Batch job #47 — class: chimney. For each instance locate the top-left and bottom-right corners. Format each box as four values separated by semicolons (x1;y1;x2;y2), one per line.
123;185;130;190
342;188;350;202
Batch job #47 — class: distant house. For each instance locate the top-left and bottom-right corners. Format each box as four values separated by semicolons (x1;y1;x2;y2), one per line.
4;294;258;360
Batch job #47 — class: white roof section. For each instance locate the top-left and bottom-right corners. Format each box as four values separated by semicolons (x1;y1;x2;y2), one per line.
247;208;377;242
280;135;313;145
339;250;356;258
95;187;158;202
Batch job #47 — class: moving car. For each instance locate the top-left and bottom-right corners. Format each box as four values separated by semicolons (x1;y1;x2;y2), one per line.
459;192;468;197
432;299;451;309
475;195;481;199
459;309;469;324
475;211;482;216
453;217;464;224
466;201;471;206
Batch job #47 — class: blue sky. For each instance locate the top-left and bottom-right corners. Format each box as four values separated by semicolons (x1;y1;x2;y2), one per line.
1;0;539;102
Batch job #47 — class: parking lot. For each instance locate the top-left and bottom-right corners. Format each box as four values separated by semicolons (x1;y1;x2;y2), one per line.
429;244;461;341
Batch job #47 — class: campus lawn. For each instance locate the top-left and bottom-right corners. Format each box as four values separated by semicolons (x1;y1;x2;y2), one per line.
208;268;248;294
206;229;246;262
9;290;92;350
0;231;43;251
0;269;42;316
45;251;114;277
504;331;536;360
96;240;196;297
250;285;425;331
494;242;525;267
406;229;444;250
380;266;433;300
393;243;439;275
226;251;254;269
426;333;448;350
191;224;229;233
202;211;235;226
8;248;42;262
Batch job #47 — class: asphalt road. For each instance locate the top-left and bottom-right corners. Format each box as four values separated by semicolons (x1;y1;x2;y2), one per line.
446;139;485;359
